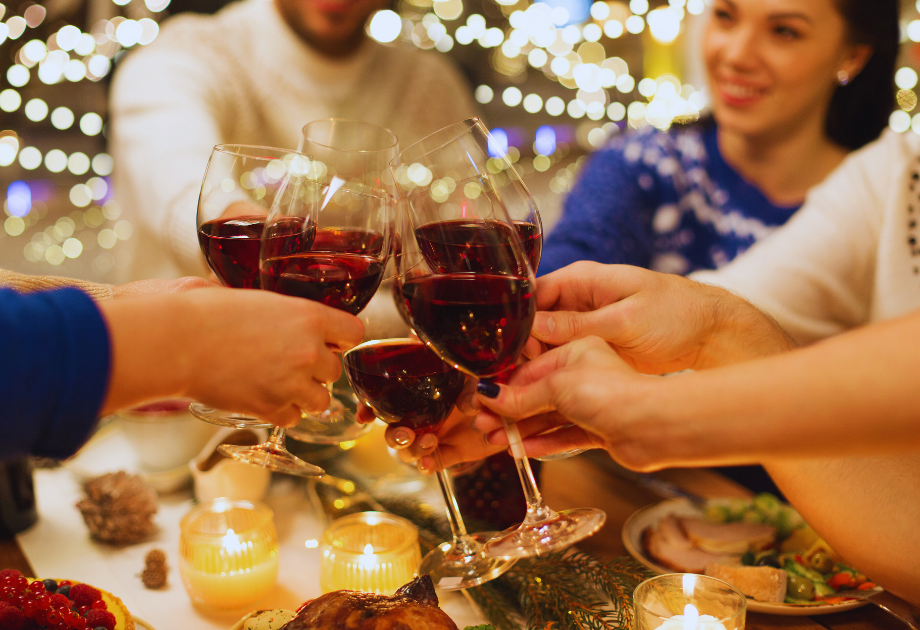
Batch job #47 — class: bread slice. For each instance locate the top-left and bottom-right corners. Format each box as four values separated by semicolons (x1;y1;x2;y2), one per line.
704;563;787;603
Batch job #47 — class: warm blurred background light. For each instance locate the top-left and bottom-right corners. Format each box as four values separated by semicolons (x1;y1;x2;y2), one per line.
0;0;918;281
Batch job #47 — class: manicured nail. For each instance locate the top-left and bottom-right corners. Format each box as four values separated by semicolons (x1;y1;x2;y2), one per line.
418;458;432;474
531;313;555;339
419;433;438;450
477;381;500;398
393;428;413;447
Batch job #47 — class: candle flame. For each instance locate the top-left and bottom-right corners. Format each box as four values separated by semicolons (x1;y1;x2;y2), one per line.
683;603;699;630
364;544;374;555
682;574;696;598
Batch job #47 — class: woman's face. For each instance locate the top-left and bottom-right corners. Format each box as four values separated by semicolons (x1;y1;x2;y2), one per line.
703;0;869;141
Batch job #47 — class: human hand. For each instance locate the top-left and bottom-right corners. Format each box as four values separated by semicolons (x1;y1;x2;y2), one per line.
526;262;792;372
474;336;658;468
179;289;365;427
113;276;217;299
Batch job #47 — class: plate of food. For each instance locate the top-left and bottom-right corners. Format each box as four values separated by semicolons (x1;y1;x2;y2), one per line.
622;494;880;615
230;575;496;630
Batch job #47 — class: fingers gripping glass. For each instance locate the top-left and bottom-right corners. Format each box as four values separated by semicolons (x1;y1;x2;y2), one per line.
344;339;515;590
391;118;605;560
191;145;325;477
275;119;400;444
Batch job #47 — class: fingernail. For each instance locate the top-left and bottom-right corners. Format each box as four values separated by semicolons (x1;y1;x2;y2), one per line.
477;381;500;398
531;313;555;339
393;428;413;447
419;433;438;450
418;458;431;474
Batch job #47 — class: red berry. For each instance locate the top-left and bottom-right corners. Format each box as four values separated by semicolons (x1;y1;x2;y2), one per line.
67;586;100;609
34;609;47;626
0;601;26;630
83;610;114;630
21;601;36;618
46;609;61;625
12;578;26;591
25;583;42;596
34;594;49;611
0;570;21;585
89;600;106;611
49;595;69;610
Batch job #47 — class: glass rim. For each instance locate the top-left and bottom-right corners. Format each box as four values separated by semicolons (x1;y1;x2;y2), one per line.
211;143;313;162
633;573;747;622
390;117;487;168
344;338;455;372
179;498;274;541
301;118;399;155
321;511;419;557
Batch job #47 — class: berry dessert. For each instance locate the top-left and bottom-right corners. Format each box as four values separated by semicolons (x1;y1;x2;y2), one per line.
0;570;134;630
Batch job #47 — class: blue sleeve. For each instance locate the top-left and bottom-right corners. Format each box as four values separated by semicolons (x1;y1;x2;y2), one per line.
0;288;111;460
539;143;654;276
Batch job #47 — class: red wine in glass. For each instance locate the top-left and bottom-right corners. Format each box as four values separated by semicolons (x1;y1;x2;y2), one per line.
401;274;535;377
344;341;466;435
415;220;541;276
198;216;314;288
261;253;385;316
313;227;385;256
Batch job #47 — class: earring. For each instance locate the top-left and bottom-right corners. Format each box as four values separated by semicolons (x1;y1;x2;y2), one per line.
837;70;850;86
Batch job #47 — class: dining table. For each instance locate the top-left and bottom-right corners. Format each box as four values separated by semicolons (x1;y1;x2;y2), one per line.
0;453;914;630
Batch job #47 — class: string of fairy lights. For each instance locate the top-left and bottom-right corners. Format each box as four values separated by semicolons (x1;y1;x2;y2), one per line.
2;0;920;274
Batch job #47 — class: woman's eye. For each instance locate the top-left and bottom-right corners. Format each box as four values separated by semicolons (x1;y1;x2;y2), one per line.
714;8;732;22
773;25;801;39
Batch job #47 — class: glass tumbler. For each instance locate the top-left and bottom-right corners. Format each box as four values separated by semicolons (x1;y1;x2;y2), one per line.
320;511;421;595
633;574;746;630
179;499;279;610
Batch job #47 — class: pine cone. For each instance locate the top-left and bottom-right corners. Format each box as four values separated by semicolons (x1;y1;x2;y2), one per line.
141;566;167;589
76;471;158;544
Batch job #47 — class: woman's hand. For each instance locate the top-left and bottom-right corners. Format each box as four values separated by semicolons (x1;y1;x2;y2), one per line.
526;262;794;372
112;276;217;299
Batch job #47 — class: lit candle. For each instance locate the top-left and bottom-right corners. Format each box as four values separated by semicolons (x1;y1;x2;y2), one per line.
655;604;729;630
179;499;279;610
320;511;421;595
633;574;745;630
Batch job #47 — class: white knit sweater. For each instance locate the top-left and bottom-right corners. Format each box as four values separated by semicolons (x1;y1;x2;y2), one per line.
110;0;478;281
692;129;920;343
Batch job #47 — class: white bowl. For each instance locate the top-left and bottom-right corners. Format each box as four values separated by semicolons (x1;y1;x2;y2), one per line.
190;428;271;503
116;399;220;472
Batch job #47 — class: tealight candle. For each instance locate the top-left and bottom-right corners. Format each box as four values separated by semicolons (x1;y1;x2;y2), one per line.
320;511;421;595
633;574;745;630
179;499;279;610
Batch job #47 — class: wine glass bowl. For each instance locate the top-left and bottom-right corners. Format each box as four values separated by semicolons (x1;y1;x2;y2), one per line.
391;118;605;560
344;339;515;590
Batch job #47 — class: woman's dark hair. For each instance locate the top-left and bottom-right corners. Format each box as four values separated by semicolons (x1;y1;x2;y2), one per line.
826;0;900;150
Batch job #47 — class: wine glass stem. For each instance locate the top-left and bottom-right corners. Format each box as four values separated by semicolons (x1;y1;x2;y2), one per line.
501;416;558;526
431;448;479;557
267;425;287;450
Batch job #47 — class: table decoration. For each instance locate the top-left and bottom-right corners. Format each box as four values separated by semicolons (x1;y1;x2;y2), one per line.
76;471;157;544
140;549;167;589
178;499;279;610
311;466;652;630
319;511;421;595
633;574;745;630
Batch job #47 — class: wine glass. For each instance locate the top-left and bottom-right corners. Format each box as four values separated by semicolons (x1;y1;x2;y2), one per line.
391;118;606;559
273;119;399;444
192;145;325;477
344;339;516;589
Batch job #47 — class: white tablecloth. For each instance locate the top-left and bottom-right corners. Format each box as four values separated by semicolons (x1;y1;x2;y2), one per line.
17;468;483;630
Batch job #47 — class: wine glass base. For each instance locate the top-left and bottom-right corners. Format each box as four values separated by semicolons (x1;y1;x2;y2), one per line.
219;443;325;477
188;403;272;430
420;532;516;591
285;393;373;444
484;508;606;559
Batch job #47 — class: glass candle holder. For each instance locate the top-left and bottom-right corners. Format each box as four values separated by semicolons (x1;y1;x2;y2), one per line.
179;499;279;610
633;574;746;630
320;511;421;595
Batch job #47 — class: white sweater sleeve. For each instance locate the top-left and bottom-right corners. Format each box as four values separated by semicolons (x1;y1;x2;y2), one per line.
110;44;223;277
691;131;900;344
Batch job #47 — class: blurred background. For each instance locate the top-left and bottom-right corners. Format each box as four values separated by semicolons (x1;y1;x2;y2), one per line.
1;0;919;282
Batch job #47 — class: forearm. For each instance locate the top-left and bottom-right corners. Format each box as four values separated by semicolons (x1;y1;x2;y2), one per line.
766;456;920;606
0;269;115;300
97;294;198;414
624;309;920;468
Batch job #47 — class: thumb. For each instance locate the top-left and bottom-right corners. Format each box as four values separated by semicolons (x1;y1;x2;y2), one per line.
531;310;592;345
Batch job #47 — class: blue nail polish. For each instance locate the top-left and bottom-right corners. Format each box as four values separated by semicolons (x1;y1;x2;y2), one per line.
477;381;500;398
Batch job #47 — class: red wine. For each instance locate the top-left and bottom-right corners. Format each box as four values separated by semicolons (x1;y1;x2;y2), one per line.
415;220;541;276
345;341;466;434
261;253;384;315
197;216;264;288
401;274;535;377
198;216;314;289
313;227;384;256
262;216;316;260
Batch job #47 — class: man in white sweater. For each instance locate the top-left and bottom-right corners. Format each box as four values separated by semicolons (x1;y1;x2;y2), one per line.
110;0;478;282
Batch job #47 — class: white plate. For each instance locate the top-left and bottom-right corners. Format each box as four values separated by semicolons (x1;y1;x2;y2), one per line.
621;498;872;616
66;421;191;493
